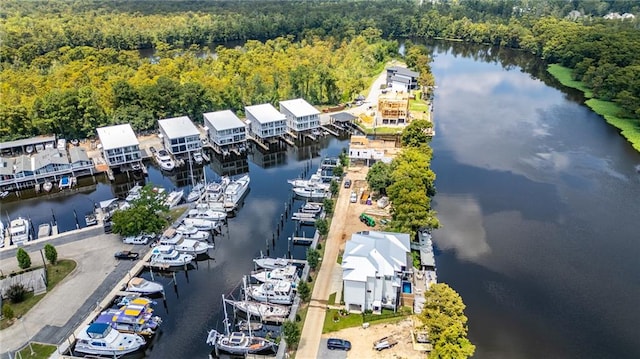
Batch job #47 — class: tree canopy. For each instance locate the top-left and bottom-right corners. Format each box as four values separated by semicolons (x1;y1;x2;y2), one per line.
111;184;169;236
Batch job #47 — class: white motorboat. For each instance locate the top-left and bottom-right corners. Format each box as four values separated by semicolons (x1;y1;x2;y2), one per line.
164;190;184;208
182;217;219;231
224;298;290;323
188;208;226;221
74;323;145;356
224;174;250;210
251;265;300;284
37;223;51;239
196;200;226;213
125;184;143;202
287;169;330;190
126;277;164;296
300;202;323;214
150;245;194;266
253;257;290;270
0;191;9;199
293;187;330;199
175;225;211;241
185;182;205;203
206;176;230;202
153;147;176;171
42;181;53;192
158;230;212;255
9;217;30;245
247;281;295;305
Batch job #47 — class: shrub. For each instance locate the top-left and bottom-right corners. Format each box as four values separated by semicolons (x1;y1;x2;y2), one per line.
316;243;322;250
44;244;58;265
315;218;329;236
307;248;320;270
16;248;31;270
297;280;311;302
6;283;29;303
295;314;301;322
282;321;300;349
2;303;14;319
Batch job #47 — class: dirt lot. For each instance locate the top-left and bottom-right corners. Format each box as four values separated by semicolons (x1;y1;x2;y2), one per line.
323;317;424;359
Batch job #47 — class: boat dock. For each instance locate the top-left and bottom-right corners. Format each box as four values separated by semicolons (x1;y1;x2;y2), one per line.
291;236;313;245
320;125;340;136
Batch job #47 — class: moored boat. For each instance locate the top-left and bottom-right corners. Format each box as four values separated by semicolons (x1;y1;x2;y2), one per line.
182;217;220;231
158;229;212;255
247;281;295;305
224;174;250;211
153;147;176;171
224;298;290;323
164;190;184;208
251;265;300;284
37;223;51;239
185;182;205;203
125;184;143;202
74;322;145;356
175;225;211;241
126;277;164;296
9;217;30;245
293;187;330;199
188;208;226;221
253;257;290;270
94;298;162;337
300;202;323;214
149;245;194;266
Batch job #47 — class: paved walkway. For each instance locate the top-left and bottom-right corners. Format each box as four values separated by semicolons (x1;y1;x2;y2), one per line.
0;232;136;356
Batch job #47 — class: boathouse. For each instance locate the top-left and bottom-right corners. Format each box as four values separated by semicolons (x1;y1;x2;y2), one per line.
96;124;141;168
0;135;57;156
158;116;202;158
279;98;321;134
245;103;287;140
386;66;419;92
203;110;247;155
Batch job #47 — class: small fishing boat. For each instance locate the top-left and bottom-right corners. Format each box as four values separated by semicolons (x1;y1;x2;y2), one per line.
253;257;290;270
188;208;226;221
42;181;53;192
164;190;184;209
126;277;164;296
149;245;194;266
74;323;145;356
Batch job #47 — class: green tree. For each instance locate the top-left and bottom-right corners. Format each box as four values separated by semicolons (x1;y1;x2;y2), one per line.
329;180;339;196
338;149;349;167
332;165;344;178
306;248;320;270
44;244;58;265
297;280;311;302
401;119;433;148
314;218;329;237
282;320;301;349
16;248;31;270
111;184;168;236
419;283;475;359
366;161;391;195
2;303;14;320
322;198;334;214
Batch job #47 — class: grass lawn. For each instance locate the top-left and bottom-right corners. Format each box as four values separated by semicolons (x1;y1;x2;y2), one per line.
0;259;76;329
167;207;188;223
328;292;337;305
547;64;640;152
15;342;57;359
323;309;363;333
409;99;429;112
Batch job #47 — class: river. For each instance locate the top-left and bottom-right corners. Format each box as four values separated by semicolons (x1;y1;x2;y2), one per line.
3;40;640;358
428;41;640;359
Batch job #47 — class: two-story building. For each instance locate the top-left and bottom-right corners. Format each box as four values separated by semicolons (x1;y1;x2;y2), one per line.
348;135;400;166
377;91;410;126
386;66;420;92
96;124;141;168
158;116;202;159
203;110;247;154
342;231;412;314
245;104;287;140
279;98;321;135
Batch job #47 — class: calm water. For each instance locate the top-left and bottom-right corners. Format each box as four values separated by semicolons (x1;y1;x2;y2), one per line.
3;40;640;359
428;42;640;359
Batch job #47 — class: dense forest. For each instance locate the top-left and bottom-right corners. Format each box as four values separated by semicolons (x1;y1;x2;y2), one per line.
1;0;639;141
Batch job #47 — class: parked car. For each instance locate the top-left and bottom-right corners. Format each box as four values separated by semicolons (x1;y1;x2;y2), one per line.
359;213;375;227
114;250;140;260
327;338;351;351
344;178;352;188
350;191;357;203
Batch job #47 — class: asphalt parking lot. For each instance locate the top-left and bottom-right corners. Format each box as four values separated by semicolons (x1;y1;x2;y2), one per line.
318;338;348;359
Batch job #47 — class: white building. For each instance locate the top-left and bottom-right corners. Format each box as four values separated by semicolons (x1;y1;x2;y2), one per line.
158;116;202;156
342;231;411;314
203;110;247;150
245;104;287;140
348;135;399;166
96;124;141;167
279;98;320;133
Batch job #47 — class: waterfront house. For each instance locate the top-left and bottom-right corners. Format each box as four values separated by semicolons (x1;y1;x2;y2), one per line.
279;98;321;133
33;148;71;175
203;110;247;154
342;231;411;314
69;147;94;172
386;66;419;92
0;157;15;183
158;116;202;158
377;91;410;126
0;135;57;156
96;124;141;168
245;104;287;140
348;135;400;166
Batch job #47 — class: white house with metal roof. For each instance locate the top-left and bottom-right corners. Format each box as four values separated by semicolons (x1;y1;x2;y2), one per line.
96;124;141;167
245;104;287;140
342;231;411;314
279;98;320;133
203;110;247;150
386;66;420;92
158;116;202;156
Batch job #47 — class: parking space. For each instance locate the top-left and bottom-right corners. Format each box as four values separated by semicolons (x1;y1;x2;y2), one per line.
318;338;349;359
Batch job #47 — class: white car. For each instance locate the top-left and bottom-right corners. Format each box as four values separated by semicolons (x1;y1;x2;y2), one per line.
350;191;357;203
122;233;155;245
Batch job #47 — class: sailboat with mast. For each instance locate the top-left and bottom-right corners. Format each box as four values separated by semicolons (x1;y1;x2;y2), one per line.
206;289;277;355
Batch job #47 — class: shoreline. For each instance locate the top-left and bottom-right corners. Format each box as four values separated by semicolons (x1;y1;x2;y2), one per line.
547;64;640;152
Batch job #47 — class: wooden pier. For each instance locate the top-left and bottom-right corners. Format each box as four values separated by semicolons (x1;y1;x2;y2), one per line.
292;236;313;245
279;133;296;147
321;125;340;136
247;134;269;151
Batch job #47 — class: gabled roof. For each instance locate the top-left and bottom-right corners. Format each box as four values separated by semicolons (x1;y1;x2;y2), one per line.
245;104;286;124
203;110;245;131
0;157;15;175
97;124;139;150
69;147;90;163
158;116;200;139
33;148;69;169
342;231;410;282
387;66;419;78
279;98;320;118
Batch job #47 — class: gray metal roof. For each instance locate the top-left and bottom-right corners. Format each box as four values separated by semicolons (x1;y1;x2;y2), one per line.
0;135;56;151
390;75;411;84
158;116;200;139
33;148;69;169
387;66;419;78
97;124;139;150
331;112;357;122
203;110;245;131
69;147;90;163
0;157;14;175
245;104;286;124
279;98;320;118
13;155;32;173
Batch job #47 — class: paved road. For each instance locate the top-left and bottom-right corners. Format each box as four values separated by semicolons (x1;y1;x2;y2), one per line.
0;231;138;355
